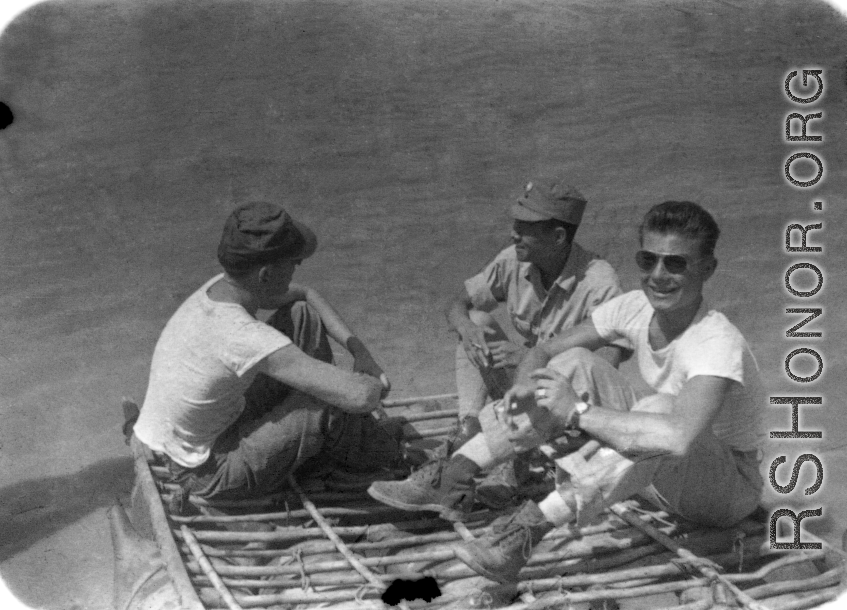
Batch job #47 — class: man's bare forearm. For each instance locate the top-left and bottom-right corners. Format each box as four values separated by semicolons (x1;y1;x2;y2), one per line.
513;321;609;387
513;346;552;387
445;297;473;336
287;283;353;346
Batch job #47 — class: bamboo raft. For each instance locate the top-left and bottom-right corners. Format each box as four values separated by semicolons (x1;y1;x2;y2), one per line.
114;394;847;610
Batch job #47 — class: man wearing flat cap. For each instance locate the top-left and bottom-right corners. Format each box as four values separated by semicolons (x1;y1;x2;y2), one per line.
133;201;402;500
446;179;624;422
367;178;625;513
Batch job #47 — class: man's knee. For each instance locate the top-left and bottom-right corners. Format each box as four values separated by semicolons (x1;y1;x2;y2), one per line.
468;309;497;330
267;300;332;362
267;300;319;332
548;347;606;377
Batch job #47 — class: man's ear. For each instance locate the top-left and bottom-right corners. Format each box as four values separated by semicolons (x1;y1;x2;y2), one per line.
702;257;718;281
554;226;570;247
257;265;270;283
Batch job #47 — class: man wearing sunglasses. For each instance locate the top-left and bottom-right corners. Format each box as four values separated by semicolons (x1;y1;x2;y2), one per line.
374;200;764;583
440;199;766;583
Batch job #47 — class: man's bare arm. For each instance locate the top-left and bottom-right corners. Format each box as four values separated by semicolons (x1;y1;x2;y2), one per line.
286;283;353;345
445;290;491;369
513;319;609;387
579;375;734;456
259;344;382;413
285;283;389;390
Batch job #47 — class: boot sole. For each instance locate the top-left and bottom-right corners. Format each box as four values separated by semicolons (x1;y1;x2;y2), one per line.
366;485;468;522
452;544;518;584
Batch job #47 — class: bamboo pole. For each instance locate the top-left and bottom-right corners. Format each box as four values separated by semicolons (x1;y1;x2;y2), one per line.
195;530;801;610
389;408;460;423
226;548;817;607
183;531;661;578
203;558;804;610
742;566;843;599
285;475;387;590
161;487;370;509
183;516;760;579
381;393;458;407
181;525;244;610
198;541;799;609
192;569;425;588
506;599;715;610
522;548;832;610
183;523;658;575
173;513;477;544
193;546;783;591
130;438;205;610
184;546;454;576
402;425;457;439
761;587;842;610
197;585;384;608
170;502;403;524
609;503;770;610
181;513;637;558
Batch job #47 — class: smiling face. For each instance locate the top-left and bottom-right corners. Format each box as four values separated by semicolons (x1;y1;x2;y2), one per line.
639;231;716;320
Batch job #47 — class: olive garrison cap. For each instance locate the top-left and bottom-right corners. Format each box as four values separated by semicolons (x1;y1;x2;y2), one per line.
217;201;317;272
511;178;587;225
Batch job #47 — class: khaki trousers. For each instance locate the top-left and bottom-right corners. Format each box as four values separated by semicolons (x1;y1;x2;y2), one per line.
476;348;763;527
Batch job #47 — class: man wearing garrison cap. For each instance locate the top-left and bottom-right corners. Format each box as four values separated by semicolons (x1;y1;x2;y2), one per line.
133;201;402;500
426;178;626;507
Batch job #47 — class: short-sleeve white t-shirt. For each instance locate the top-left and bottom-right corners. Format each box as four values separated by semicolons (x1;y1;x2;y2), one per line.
134;274;292;467
591;290;764;451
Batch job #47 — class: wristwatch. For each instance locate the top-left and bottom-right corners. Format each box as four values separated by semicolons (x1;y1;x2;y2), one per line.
567;400;592;430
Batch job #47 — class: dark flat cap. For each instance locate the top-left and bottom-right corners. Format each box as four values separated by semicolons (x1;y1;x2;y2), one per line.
217;201;317;273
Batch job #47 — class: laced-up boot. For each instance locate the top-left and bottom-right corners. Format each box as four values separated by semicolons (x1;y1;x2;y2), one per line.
367;454;478;521
453;499;554;583
475;458;522;510
430;414;482;460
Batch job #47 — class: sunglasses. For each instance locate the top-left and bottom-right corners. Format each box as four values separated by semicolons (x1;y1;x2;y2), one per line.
635;250;701;274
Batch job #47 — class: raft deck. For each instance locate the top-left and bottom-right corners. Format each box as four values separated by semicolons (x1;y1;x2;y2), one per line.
127;397;847;610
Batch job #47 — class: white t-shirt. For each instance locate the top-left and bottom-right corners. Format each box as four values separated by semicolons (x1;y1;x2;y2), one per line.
591;290;764;451
134;274;292;467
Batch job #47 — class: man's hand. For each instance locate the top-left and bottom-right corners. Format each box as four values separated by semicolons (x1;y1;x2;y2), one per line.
459;323;494;369
348;336;391;397
529;368;579;416
497;383;535;427
495;382;551;438
488;340;527;369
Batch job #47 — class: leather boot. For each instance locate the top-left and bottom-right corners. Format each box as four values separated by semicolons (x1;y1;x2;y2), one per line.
367;454;479;521
475;459;521;510
453;499;554;583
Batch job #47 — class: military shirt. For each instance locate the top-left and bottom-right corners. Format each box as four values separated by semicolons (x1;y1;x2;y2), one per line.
464;243;623;346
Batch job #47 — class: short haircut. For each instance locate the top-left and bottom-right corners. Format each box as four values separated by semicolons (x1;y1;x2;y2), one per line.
538;218;579;244
638;201;720;257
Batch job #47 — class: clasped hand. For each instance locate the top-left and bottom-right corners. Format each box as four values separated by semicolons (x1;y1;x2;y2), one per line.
353;352;391;397
495;368;579;432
